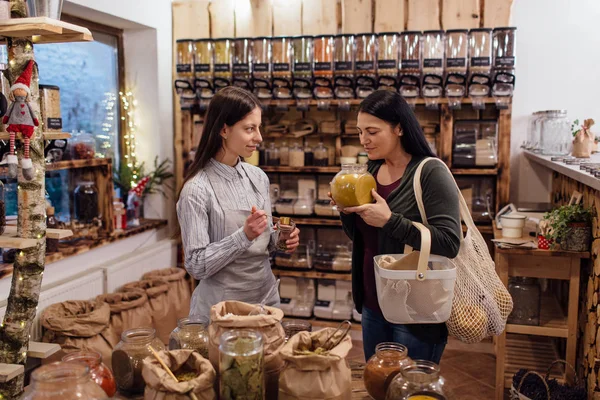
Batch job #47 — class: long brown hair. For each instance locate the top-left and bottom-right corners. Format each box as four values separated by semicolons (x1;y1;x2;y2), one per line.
182;87;261;188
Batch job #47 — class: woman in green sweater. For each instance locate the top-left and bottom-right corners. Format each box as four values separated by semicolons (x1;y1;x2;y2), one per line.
332;90;461;363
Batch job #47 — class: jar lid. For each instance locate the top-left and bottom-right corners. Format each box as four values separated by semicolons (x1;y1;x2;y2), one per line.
46;206;55;215
423;30;444;35
355;32;377;37
176;38;194;42
377;32;399;36
358;152;368;156
493;27;517;31
252;36;271;41
469;28;492;33
273;35;294;40
312;34;335;39
400;31;422;35
234;37;251;42
213;37;234;41
39;84;60;90
292;35;313;40
446;29;469;34
334;33;355;38
194;38;212;42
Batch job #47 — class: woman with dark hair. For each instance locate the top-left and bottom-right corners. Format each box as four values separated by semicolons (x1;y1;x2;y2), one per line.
331;90;461;363
177;86;300;321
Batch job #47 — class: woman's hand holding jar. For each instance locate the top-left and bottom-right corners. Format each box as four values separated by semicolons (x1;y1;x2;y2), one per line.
345;189;392;228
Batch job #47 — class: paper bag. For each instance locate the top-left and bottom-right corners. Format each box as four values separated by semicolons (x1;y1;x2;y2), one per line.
143;268;191;321
97;290;154;347
572;119;595;158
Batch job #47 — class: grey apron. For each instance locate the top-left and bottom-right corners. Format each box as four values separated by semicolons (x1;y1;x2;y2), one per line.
190;171;280;322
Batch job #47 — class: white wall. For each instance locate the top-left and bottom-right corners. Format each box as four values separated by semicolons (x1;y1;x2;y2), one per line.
511;0;600;204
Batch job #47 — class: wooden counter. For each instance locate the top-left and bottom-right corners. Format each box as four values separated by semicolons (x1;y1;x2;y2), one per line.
524;150;600;191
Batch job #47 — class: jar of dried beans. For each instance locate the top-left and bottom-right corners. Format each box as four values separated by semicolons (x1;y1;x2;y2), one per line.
377;32;399;90
39;84;62;131
354;32;377;98
333;34;355;99
313;35;334;99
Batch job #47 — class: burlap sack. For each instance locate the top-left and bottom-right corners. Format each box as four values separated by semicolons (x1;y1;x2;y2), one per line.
143;268;191;320
208;301;285;400
97;290;154;348
279;329;353;400
41;300;113;367
142;350;216;400
121;279;173;345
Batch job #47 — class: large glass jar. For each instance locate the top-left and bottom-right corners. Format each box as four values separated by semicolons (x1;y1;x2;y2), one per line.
332;243;353;272
71;131;96;159
0;180;4;235
526;111;543;152
62;351;116;397
493;27;516;70
169;316;209;359
39;84;62;131
175;39;194;79
385;361;446;400
111;327;165;395
280;141;290;166
333;34;355;99
540;110;571;156
272;36;293;99
22;362;107;400
355;33;377;98
399;31;422;99
219;329;265;400
266;142;281;166
314;142;329;166
330;164;376;208
214;38;233;90
252;37;272;99
422;30;445;98
233;37;252;90
364;343;413;400
468;28;492;97
194;39;214;99
313;35;335;98
445;29;468;99
377;32;399;89
289;143;305;167
74;181;99;223
292;35;313;99
508;277;541;326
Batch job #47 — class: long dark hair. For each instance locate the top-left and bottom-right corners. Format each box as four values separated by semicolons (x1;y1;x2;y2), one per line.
359;90;435;158
183;87;261;187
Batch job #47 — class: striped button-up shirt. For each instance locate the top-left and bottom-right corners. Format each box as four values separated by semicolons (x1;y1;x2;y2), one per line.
176;158;277;281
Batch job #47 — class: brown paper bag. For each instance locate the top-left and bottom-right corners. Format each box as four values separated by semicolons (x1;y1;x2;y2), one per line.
121;279;174;345
41;300;113;368
572;119;595;158
97;290;154;348
143;268;191;320
279;329;353;400
208;301;285;399
142;350;216;400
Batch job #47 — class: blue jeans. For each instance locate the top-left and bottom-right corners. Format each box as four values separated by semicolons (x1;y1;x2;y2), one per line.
361;306;447;363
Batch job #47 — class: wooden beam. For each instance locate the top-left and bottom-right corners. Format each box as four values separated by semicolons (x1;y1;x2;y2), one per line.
341;0;372;34
442;0;481;30
272;0;302;36
302;0;339;35
374;0;405;32
484;0;514;28
497;106;511;211
172;0;210;39
209;0;235;38
235;0;273;37
407;0;440;31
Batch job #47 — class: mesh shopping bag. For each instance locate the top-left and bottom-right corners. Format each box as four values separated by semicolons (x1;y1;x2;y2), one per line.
412;158;513;343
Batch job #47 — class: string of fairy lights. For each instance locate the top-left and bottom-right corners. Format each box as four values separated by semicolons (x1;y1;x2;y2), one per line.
119;90;140;188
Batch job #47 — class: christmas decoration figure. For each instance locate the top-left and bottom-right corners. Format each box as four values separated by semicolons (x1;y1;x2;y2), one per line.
127;176;150;227
2;60;38;180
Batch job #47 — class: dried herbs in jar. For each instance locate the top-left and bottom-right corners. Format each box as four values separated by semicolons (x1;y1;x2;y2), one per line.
219;330;265;400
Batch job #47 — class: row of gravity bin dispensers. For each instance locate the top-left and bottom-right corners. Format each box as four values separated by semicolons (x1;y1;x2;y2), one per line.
174;28;517;110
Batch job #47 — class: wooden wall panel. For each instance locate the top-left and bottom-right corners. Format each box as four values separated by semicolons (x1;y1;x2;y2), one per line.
272;0;303;36
235;0;273;37
302;0;339;35
374;0;405;32
172;0;210;39
484;0;514;27
407;0;440;31
341;0;372;34
442;0;481;29
209;0;235;38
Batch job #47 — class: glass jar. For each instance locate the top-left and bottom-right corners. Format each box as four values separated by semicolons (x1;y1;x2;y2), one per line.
332;243;353;272
22;362;107;400
334;34;355;99
314;142;329;166
476;121;498;167
289;143;305;167
46;206;58;253
62;351;116;397
355;33;377;98
71;131;96;159
0;180;4;235
364;343;413;400
422;30;445;98
508;277;541;326
169;316;209;359
214;38;233;90
540;110;571;156
276;216;296;250
330;164;377;208
377;32;399;89
219;330;265;400
233;37;252;90
39;84;62;131
194;39;214;99
314;244;335;270
385;361;446;400
112;328;165;395
281;320;312;341
272;36;293;99
493;27;516;70
280;141;290;166
399;31;422;99
304;144;314;166
266;142;281;166
175;39;194;79
313;34;335;99
468;28;492;97
445;29;469;98
526;111;543;152
252;37;272;99
275;244;312;269
74;181;99;223
292;35;313;99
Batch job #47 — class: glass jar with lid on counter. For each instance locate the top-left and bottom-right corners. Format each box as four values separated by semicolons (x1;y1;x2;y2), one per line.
364;343;412;400
219;330;265;400
385;361;446;400
169;316;209;359
540;110;571;156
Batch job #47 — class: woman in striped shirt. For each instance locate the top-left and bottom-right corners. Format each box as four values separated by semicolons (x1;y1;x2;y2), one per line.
177;87;300;321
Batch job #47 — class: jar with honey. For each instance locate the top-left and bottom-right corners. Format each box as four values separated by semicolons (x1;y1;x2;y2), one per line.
330;164;376;208
364;343;413;400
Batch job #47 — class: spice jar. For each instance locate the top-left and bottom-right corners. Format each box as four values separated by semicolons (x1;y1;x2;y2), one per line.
219;329;265;400
304;144;314;166
194;39;214;99
364;343;413;400
334;34;355;99
399;31;422;99
252;37;272;99
233;37;252;90
377;32;399;90
175;39;194;79
0;180;4;235
169;316;209;359
39;84;62;131
214;38;233;90
46;206;58;253
62;351;116;397
289;143;305;167
266;142;281;166
112;328;165;395
22;362;107;400
385;361;446;400
422;30;445;100
330;164;377;208
355;33;377;98
71;131;96;159
508;277;541;326
468;28;493;97
74;181;99;224
313;35;334;99
272;36;293;99
314;142;329;166
276;216;296;251
280;141;290;166
445;29;469;99
292;35;313;99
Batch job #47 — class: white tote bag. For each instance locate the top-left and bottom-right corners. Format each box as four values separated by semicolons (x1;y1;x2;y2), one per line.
410;157;513;343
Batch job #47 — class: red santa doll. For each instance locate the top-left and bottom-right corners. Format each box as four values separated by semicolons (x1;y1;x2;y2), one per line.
2;60;39;180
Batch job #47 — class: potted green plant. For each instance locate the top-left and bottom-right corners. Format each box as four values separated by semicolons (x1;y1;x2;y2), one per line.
543;204;592;252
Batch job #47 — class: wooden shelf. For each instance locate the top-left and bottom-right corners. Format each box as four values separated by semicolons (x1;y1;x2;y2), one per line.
46;158;112;171
0;229;39;249
273;268;352;281
283;316;362;331
261;166;340;174
504;334;562;388
506;294;568;338
262;97;503;108
451;168;498;175
0;363;23;383
0;17;93;44
284;217;342;227
4;226;72;240
0;131;71;140
28;341;60;359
